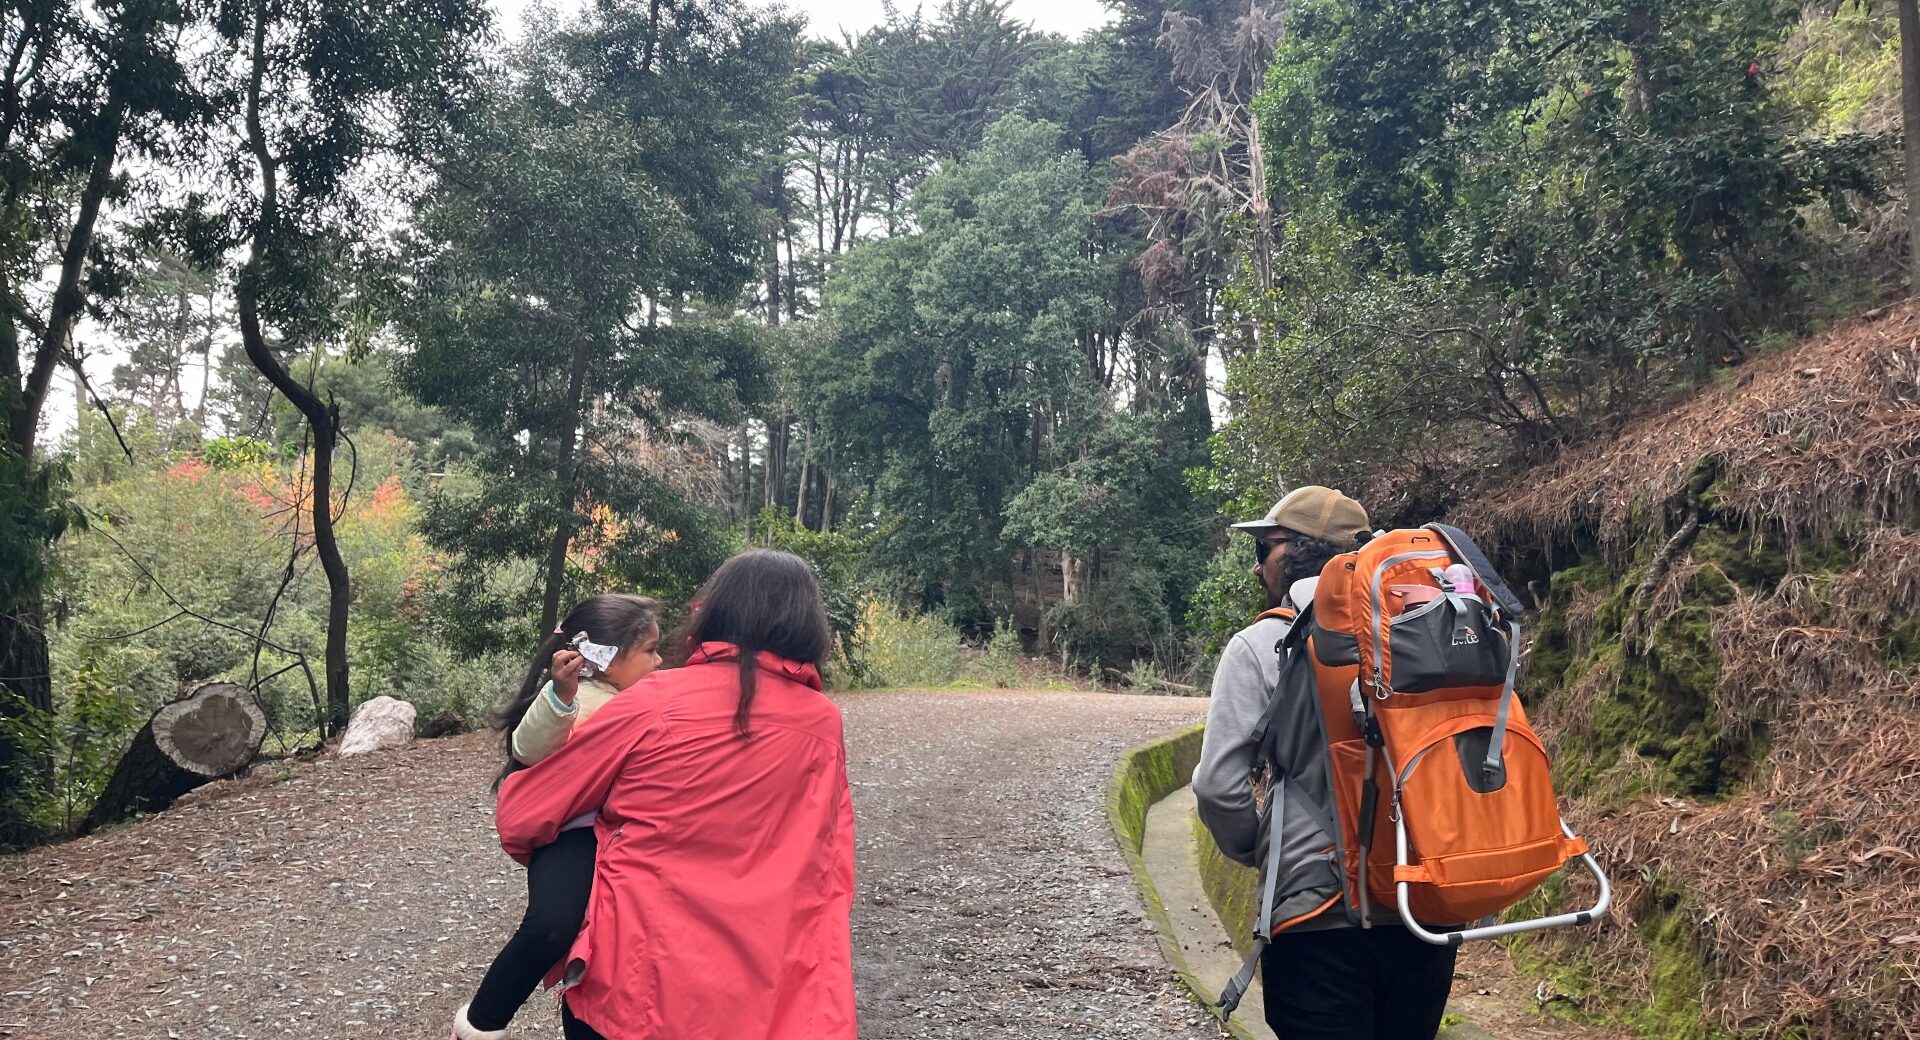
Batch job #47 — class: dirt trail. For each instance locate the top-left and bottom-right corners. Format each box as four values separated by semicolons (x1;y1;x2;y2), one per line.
0;691;1224;1039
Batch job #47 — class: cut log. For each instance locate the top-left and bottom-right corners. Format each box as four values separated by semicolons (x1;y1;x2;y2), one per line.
84;682;267;831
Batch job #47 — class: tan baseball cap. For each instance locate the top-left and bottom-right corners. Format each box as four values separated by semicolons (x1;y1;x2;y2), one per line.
1232;485;1371;544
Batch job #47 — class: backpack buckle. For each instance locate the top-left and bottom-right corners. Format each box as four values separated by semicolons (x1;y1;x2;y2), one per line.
1362;716;1385;748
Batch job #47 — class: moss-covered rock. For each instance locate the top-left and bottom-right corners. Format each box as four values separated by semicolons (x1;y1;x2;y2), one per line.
1629;883;1717;1040
1506;874;1729;1040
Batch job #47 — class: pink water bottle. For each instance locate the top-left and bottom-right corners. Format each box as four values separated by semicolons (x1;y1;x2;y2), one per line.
1443;564;1476;596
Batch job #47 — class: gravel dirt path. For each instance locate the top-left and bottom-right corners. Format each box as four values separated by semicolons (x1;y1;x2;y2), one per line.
0;690;1224;1040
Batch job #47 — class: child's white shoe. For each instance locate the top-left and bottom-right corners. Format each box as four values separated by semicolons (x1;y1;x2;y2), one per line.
452;1003;509;1040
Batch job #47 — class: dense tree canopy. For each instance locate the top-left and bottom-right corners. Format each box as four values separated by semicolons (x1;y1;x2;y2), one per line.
1211;0;1889;518
2;0;1909;852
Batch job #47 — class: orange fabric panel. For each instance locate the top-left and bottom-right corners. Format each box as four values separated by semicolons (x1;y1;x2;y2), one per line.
1400;723;1560;860
1271;894;1343;936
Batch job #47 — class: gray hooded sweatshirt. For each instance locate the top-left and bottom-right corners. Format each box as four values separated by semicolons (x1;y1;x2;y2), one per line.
1193;577;1354;933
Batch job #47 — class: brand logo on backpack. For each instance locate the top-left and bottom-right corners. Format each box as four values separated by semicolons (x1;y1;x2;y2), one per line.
1451;626;1480;646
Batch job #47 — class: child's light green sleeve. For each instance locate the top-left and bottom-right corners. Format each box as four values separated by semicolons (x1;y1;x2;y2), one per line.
510;681;576;765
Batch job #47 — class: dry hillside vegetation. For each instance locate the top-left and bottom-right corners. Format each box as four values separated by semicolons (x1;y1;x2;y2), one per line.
1454;304;1920;1039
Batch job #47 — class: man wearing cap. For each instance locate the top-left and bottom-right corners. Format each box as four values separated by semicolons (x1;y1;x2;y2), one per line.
1193;487;1459;1040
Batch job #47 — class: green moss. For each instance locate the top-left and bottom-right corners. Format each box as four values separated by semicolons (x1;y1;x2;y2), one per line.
1105;725;1263;1040
1538;581;1737;801
1689;525;1791;597
1624;885;1718;1040
1107;723;1205;854
1192;810;1260;956
1884;611;1920;671
1507;877;1728;1040
1505;926;1604;1019
1520;560;1616;700
1522;520;1837;803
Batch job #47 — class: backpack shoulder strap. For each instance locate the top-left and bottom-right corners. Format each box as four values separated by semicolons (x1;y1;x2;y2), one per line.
1425;522;1526;617
1248;603;1312;756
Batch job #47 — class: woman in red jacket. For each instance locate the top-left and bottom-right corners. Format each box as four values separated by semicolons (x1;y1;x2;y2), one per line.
494;550;856;1040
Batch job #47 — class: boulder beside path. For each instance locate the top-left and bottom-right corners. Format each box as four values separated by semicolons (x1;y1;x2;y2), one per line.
338;695;417;757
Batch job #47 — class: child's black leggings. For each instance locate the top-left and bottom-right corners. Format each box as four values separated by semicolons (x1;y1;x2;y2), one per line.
466;826;597;1031
562;1002;610;1040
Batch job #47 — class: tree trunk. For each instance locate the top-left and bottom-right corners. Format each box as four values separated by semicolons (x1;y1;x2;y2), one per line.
238;0;351;735
737;423;754;533
794;419;814;523
84;682;267;831
239;306;350;734
783;218;801;322
539;337;593;636
0;602;53;846
1032;552;1048;651
819;462;836;533
195;286;214;433
1624;5;1662;118
764;414;792;512
8;99;126;455
765;201;783;325
1903;0;1920;294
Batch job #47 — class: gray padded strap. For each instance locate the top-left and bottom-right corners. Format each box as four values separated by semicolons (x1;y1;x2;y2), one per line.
1217;776;1288;1019
1483;620;1523;779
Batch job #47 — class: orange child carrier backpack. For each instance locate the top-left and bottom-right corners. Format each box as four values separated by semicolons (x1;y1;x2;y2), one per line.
1215;524;1610;1016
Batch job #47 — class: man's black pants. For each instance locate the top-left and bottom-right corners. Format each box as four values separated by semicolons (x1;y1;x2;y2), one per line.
1261;925;1459;1040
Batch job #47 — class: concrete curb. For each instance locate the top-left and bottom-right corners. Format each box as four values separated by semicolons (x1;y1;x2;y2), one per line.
1106;723;1258;1040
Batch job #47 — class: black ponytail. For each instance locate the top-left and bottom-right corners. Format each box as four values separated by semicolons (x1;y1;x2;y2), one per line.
493;593;660;787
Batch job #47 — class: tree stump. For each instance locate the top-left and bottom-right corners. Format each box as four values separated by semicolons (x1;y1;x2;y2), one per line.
418;710;470;739
85;682;268;831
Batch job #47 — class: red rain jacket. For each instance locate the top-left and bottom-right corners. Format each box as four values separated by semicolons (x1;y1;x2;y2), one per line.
495;643;856;1040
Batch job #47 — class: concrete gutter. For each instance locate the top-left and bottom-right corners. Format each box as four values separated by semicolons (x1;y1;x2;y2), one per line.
1144;785;1278;1040
1105;723;1262;1039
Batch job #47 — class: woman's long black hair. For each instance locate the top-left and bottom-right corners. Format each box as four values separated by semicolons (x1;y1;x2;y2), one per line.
494;593;660;785
670;549;831;737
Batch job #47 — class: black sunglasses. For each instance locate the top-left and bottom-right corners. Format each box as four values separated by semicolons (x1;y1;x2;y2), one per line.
1253;535;1297;564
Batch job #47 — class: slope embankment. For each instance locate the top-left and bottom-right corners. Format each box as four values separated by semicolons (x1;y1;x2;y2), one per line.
1448;303;1920;1039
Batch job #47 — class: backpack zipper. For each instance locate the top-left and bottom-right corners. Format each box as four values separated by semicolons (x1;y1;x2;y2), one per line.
1369;549;1451;696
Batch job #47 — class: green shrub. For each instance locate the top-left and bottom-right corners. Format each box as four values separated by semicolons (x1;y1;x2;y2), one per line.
850;597;964;689
1047;563;1175;673
751;508;873;680
42;441;482;827
977;616;1022;688
401;644;517;732
202;436;282;468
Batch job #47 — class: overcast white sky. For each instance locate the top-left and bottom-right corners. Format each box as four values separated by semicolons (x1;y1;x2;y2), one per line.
492;0;1115;41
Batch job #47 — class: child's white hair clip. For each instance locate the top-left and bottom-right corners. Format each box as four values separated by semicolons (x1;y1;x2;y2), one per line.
569;632;620;677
